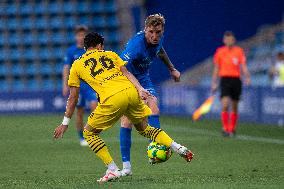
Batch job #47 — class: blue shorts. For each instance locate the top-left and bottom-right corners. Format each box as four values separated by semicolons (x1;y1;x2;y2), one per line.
77;81;98;108
136;74;157;97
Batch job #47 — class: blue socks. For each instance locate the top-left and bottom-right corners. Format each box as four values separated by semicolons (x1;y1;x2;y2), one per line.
119;115;160;164
120;127;132;162
78;130;84;141
148;115;160;128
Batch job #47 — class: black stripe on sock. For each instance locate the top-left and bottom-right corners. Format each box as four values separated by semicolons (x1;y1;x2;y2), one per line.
90;140;103;149
92;141;105;151
94;144;106;153
151;129;161;139
88;138;101;146
153;130;162;141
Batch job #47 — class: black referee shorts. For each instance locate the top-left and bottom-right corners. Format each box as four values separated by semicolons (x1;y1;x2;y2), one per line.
220;77;242;101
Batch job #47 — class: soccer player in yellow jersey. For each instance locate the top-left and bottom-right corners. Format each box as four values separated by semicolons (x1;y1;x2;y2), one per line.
53;32;193;183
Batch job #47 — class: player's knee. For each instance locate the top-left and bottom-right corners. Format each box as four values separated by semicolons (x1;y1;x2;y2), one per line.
121;116;133;129
89;101;98;111
84;124;102;135
133;119;147;132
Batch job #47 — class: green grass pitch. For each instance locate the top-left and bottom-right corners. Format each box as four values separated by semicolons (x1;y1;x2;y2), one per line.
0;114;283;189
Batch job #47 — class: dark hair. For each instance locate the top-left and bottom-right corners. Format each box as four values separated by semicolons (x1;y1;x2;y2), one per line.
224;30;235;37
75;25;88;34
84;32;104;49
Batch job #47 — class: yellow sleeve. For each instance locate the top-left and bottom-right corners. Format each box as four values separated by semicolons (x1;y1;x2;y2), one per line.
112;52;127;67
68;62;80;87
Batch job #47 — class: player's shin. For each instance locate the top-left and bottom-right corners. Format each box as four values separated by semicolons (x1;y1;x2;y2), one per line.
83;128;119;171
119;127;132;170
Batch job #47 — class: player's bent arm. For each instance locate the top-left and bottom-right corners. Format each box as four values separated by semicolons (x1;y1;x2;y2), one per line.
158;47;175;71
158;47;181;82
120;66;150;100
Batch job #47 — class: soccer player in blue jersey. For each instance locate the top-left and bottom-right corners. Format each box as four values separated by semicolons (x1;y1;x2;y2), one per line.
119;14;181;176
62;25;98;146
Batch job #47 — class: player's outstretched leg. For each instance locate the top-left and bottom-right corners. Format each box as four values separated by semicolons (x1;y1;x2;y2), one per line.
119;116;133;177
83;126;121;183
135;122;193;162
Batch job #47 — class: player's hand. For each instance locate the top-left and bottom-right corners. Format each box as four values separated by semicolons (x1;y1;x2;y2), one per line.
53;124;68;139
170;69;181;82
139;88;151;100
244;77;251;86
211;82;218;93
62;85;69;97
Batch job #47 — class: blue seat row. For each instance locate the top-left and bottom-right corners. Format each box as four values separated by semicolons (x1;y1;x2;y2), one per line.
1;1;117;16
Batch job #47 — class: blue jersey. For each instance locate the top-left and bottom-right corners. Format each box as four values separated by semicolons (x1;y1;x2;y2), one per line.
63;45;87;89
63;45;97;105
120;31;164;77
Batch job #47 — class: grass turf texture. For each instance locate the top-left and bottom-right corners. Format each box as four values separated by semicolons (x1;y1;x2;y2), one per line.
0;115;283;189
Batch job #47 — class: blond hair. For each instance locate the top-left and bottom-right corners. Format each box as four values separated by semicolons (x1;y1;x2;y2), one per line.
145;14;165;28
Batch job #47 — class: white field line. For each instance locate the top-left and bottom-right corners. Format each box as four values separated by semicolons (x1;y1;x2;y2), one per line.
101;125;284;145
163;124;284;145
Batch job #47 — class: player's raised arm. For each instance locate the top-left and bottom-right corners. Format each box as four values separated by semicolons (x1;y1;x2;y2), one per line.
158;47;181;82
120;66;150;100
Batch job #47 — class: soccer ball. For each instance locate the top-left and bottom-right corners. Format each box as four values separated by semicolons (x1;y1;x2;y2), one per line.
147;142;172;164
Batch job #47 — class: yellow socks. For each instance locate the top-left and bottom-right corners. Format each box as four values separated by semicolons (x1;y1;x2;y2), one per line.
139;125;173;147
83;129;113;165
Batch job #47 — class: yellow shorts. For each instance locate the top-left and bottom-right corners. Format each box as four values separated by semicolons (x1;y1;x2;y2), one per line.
87;87;152;130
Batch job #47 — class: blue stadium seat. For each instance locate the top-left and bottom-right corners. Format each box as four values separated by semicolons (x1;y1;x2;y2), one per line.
275;31;283;44
50;17;63;29
34;3;48;15
104;1;116;13
62;3;76;14
48;2;62;14
55;63;63;74
78;16;89;25
0;80;9;91
27;79;40;91
90;1;104;13
11;64;24;76
10;50;22;62
42;78;54;91
56;78;62;90
107;16;119;27
12;79;25;91
0;64;7;76
7;18;19;30
40;64;53;75
34;17;49;30
26;63;37;75
64;16;77;29
21;17;34;30
93;17;106;28
38;32;49;44
6;5;18;15
19;3;34;15
77;1;90;13
107;32;119;43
